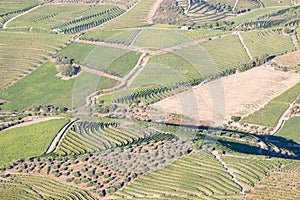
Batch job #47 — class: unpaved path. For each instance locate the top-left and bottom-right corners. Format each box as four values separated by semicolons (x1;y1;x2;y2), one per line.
5;116;63;130
3;5;42;28
146;0;164;24
46;119;77;154
236;32;253;60
212;150;245;194
128;28;143;46
81;66;122;81
233;0;239;11
81;52;151;113
272;96;300;134
290;34;299;50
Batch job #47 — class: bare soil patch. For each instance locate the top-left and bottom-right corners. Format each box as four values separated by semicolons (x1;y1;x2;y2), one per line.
152;66;300;125
274;49;300;68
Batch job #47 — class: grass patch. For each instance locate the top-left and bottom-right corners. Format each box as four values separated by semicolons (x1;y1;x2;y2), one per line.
108;51;141;77
130;63;189;88
0;62;118;111
277;117;300;144
0;31;69;90
132;28;191;49
0;119;67;168
179;29;229;40
148;53;201;80
58;42;96;63
58;42;138;77
81;29;126;41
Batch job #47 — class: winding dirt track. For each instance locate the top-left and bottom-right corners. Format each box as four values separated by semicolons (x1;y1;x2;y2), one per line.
146;0;164;24
2;5;42;28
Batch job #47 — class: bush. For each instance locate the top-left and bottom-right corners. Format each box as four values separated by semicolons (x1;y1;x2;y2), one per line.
231;116;241;122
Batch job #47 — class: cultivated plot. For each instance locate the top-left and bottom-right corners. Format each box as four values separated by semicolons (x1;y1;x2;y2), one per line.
0;31;69;90
152;67;300;124
0;119;67;168
7;4;124;33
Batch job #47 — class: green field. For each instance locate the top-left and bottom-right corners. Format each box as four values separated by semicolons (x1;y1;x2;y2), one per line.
81;29;125;42
130;53;200;88
132;28;191;49
81;29;142;45
179;29;229;40
171;35;249;77
201;34;250;71
7;4;125;33
241;30;296;58
130;63;189;88
243;83;300;126
0;62;118;111
0;119;67;168
58;42;139;77
277;117;300;144
0;31;70;90
108;51;141;77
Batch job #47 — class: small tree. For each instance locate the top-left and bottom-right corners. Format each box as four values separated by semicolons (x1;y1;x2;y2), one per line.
61;65;75;77
231;116;241;122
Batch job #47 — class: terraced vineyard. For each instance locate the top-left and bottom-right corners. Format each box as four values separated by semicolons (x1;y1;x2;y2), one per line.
99;0;157;29
243;82;300;127
8;4;125;33
52;0;138;9
280;160;300;173
113;152;243;199
56;121;175;155
105;83;195;105
186;1;233;24
201;34;250;72
0;0;50;28
246;171;300;199
221;155;281;188
0;31;69;90
241;30;296;58
0;174;95;200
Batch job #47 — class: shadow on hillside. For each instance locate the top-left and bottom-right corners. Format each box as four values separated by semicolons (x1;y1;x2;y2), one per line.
153;122;300;160
218;134;300;160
